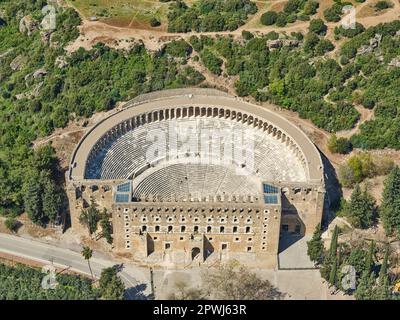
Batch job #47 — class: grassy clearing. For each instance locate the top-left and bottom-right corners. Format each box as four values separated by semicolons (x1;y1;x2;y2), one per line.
67;0;195;28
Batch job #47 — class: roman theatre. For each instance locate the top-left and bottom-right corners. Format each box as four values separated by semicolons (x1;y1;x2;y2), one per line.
67;88;326;268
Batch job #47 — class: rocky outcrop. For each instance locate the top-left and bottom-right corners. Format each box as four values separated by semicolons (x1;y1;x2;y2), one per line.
49;32;60;48
10;55;26;71
266;39;300;49
357;34;382;55
55;55;68;69
33;68;47;79
15;82;44;100
40;30;54;44
24;68;47;87
19;15;38;36
389;57;400;67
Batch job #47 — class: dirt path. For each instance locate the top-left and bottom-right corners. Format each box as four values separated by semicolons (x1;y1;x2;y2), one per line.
60;0;400;169
65;0;400;53
186;58;238;96
33;128;85;148
336;105;375;139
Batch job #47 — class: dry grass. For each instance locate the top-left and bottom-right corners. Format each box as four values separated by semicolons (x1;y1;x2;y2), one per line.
357;0;395;18
67;0;196;29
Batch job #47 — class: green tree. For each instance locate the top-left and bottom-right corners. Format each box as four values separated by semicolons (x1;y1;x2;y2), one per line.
41;177;63;223
4;217;18;232
375;1;393;10
200;49;223;75
380;166;400;237
355;271;375;300
275;12;288;27
327;134;353;154
320;226;339;282
81;246;94;280
307;223;325;264
374;277;391;299
346;245;368;275
339;153;376;187
315;39;335;55
309;19;327;35
365;241;375;273
150;17;161;27
378;244;389;284
303;0;319;15
303;32;320;53
260;11;278;26
329;225;339;258
99;266;125;300
345;184;376;229
23;175;44;225
328;255;338;286
100;209;113;244
79;201;101;236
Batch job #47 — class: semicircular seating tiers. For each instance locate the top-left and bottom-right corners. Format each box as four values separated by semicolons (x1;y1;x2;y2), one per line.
69;89;324;192
131;161;266;202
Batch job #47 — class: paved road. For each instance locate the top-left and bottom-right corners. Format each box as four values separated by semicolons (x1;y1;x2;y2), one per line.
0;233;151;300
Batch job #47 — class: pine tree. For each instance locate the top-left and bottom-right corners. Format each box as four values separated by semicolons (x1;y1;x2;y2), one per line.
380;166;400;237
329;225;339;258
307;223;325;264
346;184;375;229
99;266;125;300
329;255;338;286
373;276;391;300
355;271;375;300
42;178;63;223
23;175;44;225
378;244;390;285
365;240;375;274
100;209;113;244
79;201;101;236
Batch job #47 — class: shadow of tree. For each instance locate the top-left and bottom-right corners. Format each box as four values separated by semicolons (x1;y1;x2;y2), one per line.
125;283;150;300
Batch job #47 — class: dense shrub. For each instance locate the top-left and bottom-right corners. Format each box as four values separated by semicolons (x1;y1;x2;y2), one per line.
334;23;365;38
200;49;223;75
0;263;100;300
163;40;193;57
150;17;161;27
328;134;353;154
344;184;376;229
338;153;394;187
309;19;327;35
303;0;319;15
375;1;393;10
0;0;205;218
260;11;277;26
167;0;258;33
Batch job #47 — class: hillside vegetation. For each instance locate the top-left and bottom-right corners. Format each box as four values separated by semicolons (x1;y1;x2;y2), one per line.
0;0;399;229
0;0;204;221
